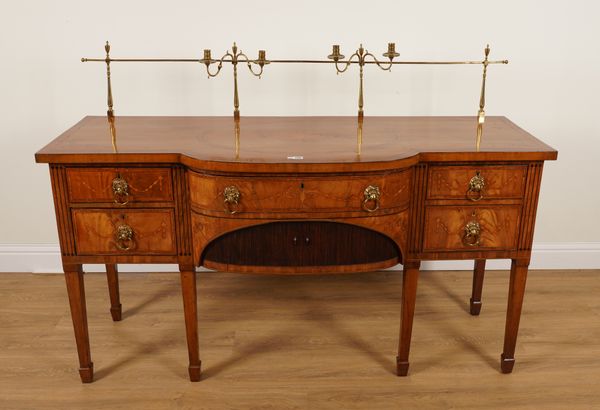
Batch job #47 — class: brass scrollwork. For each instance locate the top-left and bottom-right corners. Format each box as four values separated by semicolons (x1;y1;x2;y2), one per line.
462;220;481;247
115;224;134;251
362;185;381;213
112;176;129;205
223;186;241;214
466;171;485;201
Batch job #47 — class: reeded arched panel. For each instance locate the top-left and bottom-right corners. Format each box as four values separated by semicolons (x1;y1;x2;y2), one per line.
202;221;400;269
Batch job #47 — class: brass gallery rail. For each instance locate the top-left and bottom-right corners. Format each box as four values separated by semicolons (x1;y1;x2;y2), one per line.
82;41;508;150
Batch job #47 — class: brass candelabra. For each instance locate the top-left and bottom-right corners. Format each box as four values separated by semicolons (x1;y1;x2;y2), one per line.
328;43;400;119
82;41;508;151
202;42;268;119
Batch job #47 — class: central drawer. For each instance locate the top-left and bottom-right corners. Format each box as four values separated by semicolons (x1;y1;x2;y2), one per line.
188;170;411;215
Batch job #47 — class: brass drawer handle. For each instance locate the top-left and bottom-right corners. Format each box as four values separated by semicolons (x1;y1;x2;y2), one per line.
115;224;134;251
223;186;241;214
466;171;485;202
462;220;481;247
112;176;129;205
362;185;381;213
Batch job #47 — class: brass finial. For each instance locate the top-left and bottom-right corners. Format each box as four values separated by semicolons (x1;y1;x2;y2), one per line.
105;41;114;117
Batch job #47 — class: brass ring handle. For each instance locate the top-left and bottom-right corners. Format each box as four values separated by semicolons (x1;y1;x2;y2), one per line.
112;177;130;205
462;220;481;247
362;185;381;213
223;186;241;215
115;224;134;251
466;171;485;202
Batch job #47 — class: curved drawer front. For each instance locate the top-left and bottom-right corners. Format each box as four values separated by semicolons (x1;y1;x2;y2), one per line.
202;221;399;268
66;167;173;204
72;209;176;255
423;205;521;251
189;170;411;215
427;165;526;201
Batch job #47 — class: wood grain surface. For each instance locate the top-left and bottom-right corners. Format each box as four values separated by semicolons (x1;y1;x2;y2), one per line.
1;270;599;409
191;211;410;271
202;221;400;267
422;205;521;251
72;209;177;255
35;116;558;171
66;167;173;203
427;165;527;200
188;169;411;215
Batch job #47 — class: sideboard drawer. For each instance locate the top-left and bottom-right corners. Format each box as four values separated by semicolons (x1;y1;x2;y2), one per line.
66;168;173;204
189;170;411;215
72;209;176;255
422;205;521;251
427;165;526;201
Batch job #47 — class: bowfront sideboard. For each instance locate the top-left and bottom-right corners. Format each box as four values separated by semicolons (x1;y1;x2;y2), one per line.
35;115;557;383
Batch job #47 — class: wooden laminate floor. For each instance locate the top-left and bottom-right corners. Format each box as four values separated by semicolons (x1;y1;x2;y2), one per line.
1;269;599;409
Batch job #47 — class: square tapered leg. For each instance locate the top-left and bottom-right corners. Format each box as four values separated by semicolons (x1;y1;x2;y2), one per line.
396;261;420;376
180;266;201;381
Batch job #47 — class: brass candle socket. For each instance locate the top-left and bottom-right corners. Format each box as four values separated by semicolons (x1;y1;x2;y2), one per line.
383;42;400;59
257;50;268;67
328;45;345;61
203;49;212;65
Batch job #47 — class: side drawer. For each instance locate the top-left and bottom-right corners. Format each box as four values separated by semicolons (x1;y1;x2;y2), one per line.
66;168;173;203
188;170;412;215
427;165;526;201
422;205;521;251
72;209;176;255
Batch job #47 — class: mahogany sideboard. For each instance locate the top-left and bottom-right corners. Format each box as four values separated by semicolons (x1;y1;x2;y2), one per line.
35;115;557;383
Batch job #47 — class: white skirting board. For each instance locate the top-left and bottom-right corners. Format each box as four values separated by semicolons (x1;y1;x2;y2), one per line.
0;243;599;273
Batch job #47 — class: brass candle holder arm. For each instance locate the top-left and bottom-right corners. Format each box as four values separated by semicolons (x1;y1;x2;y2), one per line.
238;50;269;78
362;42;400;71
202;49;231;78
327;44;357;74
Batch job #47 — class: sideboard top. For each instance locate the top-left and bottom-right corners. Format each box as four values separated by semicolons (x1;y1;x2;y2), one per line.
36;116;557;172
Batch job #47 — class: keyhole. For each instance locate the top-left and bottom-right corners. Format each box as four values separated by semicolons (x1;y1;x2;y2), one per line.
305;237;310;245
300;182;304;189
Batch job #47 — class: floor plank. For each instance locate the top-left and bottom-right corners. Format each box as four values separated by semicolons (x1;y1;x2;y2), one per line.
0;269;599;409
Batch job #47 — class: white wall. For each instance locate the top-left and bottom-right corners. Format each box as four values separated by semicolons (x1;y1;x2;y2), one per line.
1;0;599;271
